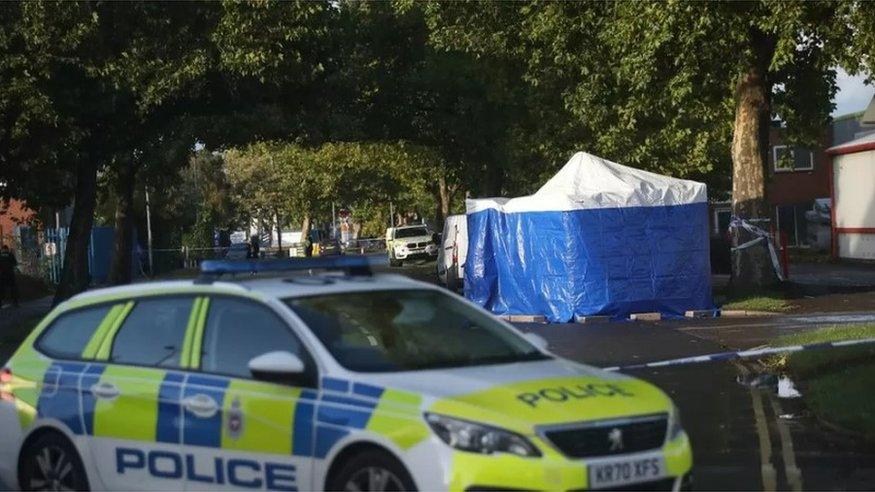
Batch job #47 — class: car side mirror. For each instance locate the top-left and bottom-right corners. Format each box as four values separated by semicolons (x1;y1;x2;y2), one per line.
248;351;305;383
523;333;549;351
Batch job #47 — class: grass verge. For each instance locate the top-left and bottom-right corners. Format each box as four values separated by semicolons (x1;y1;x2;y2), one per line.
718;290;795;312
765;324;875;440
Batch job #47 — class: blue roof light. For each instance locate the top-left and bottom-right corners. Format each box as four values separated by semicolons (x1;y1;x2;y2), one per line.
199;255;382;278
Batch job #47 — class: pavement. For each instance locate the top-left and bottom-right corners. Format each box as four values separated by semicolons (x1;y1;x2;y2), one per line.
791;261;875;288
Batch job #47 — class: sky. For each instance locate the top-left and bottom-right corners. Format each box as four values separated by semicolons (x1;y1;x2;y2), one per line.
833;68;874;117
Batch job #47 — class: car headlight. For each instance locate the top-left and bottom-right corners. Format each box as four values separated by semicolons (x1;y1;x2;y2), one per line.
667;404;684;441
424;413;541;457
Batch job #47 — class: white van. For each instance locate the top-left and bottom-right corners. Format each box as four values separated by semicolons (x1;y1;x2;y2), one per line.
436;214;467;290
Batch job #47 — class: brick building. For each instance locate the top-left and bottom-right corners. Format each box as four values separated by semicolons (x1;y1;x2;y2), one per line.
766;123;832;246
0;198;36;243
711;110;874;248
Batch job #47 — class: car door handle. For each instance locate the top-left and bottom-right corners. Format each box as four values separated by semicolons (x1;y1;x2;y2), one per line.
90;382;120;400
182;394;219;419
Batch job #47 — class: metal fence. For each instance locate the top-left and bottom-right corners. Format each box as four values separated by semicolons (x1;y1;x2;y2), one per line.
3;227;68;284
152;238;387;272
43;227;68;284
3;228;390;284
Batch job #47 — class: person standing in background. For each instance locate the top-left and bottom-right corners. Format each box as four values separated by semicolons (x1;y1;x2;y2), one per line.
303;234;313;257
0;244;20;308
250;234;260;259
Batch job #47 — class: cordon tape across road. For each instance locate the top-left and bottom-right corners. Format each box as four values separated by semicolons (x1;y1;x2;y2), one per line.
602;337;875;372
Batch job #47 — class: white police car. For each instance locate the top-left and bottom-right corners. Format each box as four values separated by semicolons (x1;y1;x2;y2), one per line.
0;257;691;491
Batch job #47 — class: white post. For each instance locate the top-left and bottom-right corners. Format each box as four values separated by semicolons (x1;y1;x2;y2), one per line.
145;187;154;274
275;211;281;252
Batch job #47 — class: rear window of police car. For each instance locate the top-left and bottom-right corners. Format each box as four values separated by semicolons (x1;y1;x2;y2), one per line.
37;305;113;359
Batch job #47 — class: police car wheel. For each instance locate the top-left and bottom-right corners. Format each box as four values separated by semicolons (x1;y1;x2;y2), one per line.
19;433;89;491
328;450;416;492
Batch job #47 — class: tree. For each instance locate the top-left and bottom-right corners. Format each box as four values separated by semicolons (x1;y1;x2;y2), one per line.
99;0;224;283
0;1;122;302
417;0;875;288
331;1;539;216
224;140;449;239
0;1;222;297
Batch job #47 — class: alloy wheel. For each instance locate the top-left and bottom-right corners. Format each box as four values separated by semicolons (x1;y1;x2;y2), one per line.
344;466;405;491
27;445;75;491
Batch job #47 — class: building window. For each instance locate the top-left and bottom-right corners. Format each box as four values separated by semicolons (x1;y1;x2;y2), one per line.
773;145;814;172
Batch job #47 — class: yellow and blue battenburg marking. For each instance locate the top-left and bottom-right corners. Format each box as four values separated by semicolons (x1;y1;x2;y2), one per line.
80;364;107;436
310;377;385;458
183;374;229;447
36;362;95;434
157;372;185;443
31;364;424;462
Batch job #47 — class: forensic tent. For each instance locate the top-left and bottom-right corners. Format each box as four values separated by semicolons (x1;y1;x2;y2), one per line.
465;152;714;322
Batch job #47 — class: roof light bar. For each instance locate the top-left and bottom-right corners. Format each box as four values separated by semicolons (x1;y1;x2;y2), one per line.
199;255;380;280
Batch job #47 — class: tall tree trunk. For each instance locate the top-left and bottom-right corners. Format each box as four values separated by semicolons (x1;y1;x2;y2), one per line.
440;175;452;221
301;213;312;256
54;160;98;304
730;31;777;289
275;209;282;255
301;213;311;239
108;163;136;285
433;174;453;226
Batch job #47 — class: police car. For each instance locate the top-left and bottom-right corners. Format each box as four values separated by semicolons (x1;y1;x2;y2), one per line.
0;257;691;491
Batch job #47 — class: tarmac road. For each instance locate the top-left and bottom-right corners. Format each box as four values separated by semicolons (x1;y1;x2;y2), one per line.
514;316;875;491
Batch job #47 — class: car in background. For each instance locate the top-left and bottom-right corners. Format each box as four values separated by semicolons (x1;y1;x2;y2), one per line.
436;214;467;291
385;225;437;267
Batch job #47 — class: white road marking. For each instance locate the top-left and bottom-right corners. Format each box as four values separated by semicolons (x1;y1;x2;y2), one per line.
736;363;777;492
768;394;804;492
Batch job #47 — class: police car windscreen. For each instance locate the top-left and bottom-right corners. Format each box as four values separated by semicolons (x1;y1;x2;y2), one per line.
394;227;428;238
285;289;548;372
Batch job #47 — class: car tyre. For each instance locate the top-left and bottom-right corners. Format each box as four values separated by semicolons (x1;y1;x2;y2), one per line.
19;432;90;492
327;449;416;492
389;256;403;268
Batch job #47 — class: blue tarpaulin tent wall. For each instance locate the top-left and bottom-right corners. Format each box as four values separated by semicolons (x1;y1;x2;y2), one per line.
464;152;714;322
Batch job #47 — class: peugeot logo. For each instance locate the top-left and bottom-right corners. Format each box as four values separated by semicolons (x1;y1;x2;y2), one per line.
608;427;624;451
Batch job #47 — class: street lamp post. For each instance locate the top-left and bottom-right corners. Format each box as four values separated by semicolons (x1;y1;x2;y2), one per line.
145;187;154;275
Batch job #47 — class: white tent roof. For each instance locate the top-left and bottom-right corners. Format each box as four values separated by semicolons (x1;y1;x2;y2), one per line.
467;151;708;214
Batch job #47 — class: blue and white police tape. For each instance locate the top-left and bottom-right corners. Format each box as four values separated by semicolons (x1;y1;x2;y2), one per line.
729;216;784;281
602;336;875;372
